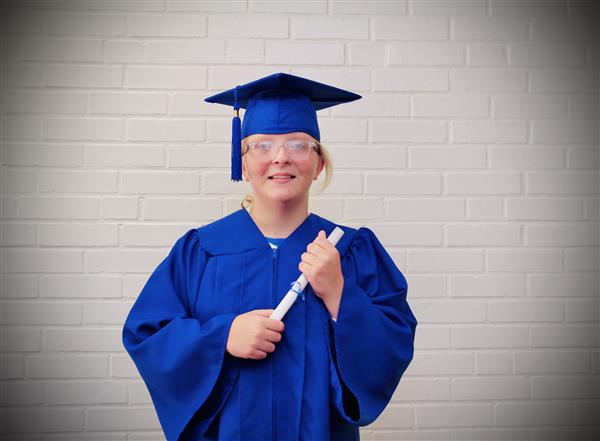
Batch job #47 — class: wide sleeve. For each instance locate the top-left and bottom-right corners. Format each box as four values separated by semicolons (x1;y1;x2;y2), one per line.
122;228;238;441
327;227;417;426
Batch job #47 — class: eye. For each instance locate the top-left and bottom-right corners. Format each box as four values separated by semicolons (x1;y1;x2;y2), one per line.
256;140;273;151
287;140;309;151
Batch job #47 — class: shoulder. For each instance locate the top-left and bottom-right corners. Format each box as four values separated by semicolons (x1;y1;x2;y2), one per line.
309;213;378;258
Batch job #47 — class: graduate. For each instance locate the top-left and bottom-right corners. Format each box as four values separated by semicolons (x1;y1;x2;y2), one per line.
122;72;417;441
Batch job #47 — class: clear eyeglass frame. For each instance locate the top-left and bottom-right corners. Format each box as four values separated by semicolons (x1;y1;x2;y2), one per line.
242;139;321;162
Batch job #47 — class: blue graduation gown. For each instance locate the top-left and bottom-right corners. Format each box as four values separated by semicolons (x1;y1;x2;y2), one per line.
122;208;417;441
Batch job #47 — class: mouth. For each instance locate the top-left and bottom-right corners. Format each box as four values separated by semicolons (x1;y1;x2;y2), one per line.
268;174;296;181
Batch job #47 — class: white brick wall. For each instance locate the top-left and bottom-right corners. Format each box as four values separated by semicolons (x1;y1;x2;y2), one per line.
1;1;598;440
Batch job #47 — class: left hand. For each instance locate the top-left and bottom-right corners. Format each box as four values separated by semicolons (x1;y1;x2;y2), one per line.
299;230;344;319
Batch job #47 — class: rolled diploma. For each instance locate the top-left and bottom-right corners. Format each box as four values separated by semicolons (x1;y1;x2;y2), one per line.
270;226;345;321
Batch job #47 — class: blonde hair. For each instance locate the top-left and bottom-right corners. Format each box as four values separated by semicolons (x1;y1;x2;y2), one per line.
240;137;333;211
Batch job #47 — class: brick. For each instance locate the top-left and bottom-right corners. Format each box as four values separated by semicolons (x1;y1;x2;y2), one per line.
530;68;598;93
494;96;568;118
104;39;146;65
389;42;465;66
2;328;42;352
488;249;561;272
4;91;86;114
147;40;225;64
0;408;84;433
532;120;598;144
450;69;527;92
366;172;441;195
531;376;599;399
87;144;164;168
392;378;450;402
411;0;486;15
374;17;448;40
2;169;37;193
490;146;564;170
44;380;127;405
3;63;43;87
417;404;493;428
266;41;344;65
343;198;384;220
168;1;246;12
453;17;529;40
374;69;448;92
526;224;598;247
453;121;527;143
89;0;165;11
506;198;583;221
409;250;484;272
2;301;81;325
414;95;488;117
144;197;221;221
28;355;108;379
529;273;598;298
1;355;24;379
531;17;599;42
208;14;287;38
128;14;206;37
447;172;521;195
452;376;529;400
411;300;486;323
531;428;599;441
225;39;264;64
19;196;99;220
387;199;465;221
531;325;599;348
373;430;450;440
86;408;160;431
251;0;327;13
475;352;513;375
43;328;123;352
371;223;441;246
453;325;529;348
128;119;205;142
564;249;599;272
529;171;598;195
495;402;572;426
90;93;167;115
41;275;122;299
446;224;520;246
332;0;406;14
574;402;600;425
371;120;447;143
168;144;231;168
490;1;567;16
413;325;451;349
451;274;525;298
4;37;102;62
489;300;564;322
510;42;586;66
83;301;133;325
1;275;38;299
331;145;406;168
467;43;508;66
43;118;124;141
291;17;368;39
348;43;386;66
111;355;139;378
45;65;122;88
566;299;599;322
407;275;446;299
410;146;486;169
515;350;590;374
130;381;152;404
126;66;207;89
2;249;82;273
85;249;167;273
3;143;82;167
3;116;42;140
41;12;125;36
39;171;118;194
407;352;473;376
1;381;43;406
122;171;199;194
569;147;599;169
467;198;504;220
308;198;344;220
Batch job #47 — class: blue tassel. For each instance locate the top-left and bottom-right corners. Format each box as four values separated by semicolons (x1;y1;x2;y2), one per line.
231;111;242;181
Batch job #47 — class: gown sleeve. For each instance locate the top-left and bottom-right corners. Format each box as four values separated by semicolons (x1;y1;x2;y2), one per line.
122;228;238;441
327;226;417;426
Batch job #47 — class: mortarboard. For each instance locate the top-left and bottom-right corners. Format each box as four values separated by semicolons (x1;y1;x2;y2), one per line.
204;72;362;181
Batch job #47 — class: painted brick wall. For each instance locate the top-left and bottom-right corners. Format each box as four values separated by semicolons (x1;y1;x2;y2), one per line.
1;1;598;440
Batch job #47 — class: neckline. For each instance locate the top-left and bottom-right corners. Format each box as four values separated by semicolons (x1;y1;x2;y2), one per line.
241;207;315;251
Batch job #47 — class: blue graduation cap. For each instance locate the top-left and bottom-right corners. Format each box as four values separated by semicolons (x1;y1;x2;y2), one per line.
204;72;362;181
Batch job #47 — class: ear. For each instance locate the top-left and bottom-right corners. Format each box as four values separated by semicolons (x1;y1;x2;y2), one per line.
315;156;325;177
241;155;250;181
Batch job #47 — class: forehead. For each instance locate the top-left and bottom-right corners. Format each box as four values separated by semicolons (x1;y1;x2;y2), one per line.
245;132;314;143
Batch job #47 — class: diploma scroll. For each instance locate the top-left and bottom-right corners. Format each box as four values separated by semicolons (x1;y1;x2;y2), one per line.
270;227;345;321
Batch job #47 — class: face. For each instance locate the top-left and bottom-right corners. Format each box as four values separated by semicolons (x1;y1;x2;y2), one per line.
242;132;325;205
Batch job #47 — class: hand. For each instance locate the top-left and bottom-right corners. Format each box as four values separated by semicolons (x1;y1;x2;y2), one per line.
226;309;285;360
298;230;344;319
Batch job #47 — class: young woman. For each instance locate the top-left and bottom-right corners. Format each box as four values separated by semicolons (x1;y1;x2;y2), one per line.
122;73;417;441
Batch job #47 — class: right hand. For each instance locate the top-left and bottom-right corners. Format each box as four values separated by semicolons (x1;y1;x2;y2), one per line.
226;309;285;360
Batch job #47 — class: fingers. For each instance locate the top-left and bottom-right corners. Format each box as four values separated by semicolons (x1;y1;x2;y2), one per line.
264;318;285;333
263;329;282;343
249;309;275;317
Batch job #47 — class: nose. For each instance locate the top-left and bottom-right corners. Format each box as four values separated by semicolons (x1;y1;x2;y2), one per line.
272;143;291;163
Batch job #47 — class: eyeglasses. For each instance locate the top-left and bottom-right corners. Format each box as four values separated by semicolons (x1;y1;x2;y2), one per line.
243;139;321;162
